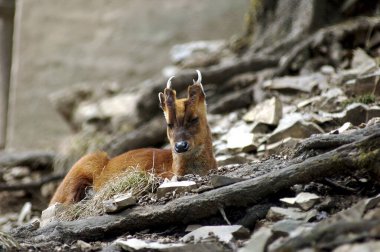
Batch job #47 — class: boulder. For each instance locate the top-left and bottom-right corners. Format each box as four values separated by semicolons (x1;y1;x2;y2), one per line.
267;114;324;144
243;97;282;125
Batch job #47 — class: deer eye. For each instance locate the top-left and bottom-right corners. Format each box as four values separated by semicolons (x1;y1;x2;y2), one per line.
167;123;174;129
190;117;199;124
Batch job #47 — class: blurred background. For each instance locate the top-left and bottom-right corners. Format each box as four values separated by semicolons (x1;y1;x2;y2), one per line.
1;0;248;151
0;0;380;245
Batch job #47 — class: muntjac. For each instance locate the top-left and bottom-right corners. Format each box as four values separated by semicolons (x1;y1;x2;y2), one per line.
50;70;217;205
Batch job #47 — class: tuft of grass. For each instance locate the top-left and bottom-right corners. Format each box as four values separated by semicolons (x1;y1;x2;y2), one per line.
57;167;160;221
342;93;376;107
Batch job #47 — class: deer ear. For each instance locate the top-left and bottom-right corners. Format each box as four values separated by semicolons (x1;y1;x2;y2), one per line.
188;84;205;105
158;92;165;109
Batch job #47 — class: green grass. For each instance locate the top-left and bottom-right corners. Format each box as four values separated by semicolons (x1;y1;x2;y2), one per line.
342;93;376;107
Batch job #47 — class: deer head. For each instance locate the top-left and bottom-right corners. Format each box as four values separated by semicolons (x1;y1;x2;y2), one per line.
158;70;216;175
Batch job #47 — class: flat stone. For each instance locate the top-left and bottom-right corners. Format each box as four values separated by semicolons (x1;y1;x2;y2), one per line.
157;181;197;198
263;74;327;93
210;175;245;188
322;103;380;126
250;122;272;134
103;193;137;213
280;192;320;211
271;219;304;236
267;115;324;144
238;227;272;252
345;69;380;96
266;207;317;222
296;96;322;109
181;225;250;244
351;48;378;75
185;224;203;232
116;238;184;251
243;97;283;125
40;203;63;227
224;122;258;152
216;154;253;166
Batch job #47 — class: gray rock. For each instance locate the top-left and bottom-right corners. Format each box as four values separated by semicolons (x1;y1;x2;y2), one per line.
170;40;225;64
181;225;250;244
266;207;317;222
271;219;304;236
185;224;203;233
157;181;197;198
250;122;272;134
224;122;258;153
320;65;335;75
243;97;283;125
238;227;272;252
263;74;327;93
345;69;380;96
280;192;321;211
330;122;355;134
116;238;184;251
334;241;380;252
268;115;324;144
350;48;378;75
40;203;63;227
74;92;141;131
103;193;137;213
263;137;301;155
210;175;245;188
321;103;380;126
216;154;254;166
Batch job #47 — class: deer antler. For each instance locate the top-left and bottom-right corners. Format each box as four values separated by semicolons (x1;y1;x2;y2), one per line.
193;70;202;84
167;76;175;89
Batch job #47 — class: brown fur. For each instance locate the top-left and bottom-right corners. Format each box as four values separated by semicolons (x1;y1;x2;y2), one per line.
50;79;217;205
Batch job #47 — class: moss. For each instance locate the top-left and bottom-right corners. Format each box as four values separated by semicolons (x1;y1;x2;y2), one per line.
357;149;380;170
342;94;376;107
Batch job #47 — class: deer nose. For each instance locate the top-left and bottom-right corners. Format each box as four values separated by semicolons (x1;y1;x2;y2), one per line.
175;141;189;153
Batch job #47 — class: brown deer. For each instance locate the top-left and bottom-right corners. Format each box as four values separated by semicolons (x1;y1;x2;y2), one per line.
50;70;217;205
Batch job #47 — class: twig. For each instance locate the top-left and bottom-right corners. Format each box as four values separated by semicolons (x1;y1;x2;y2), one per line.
323;178;357;193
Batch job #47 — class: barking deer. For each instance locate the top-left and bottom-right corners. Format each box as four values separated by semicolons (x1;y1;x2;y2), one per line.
50;70;217;205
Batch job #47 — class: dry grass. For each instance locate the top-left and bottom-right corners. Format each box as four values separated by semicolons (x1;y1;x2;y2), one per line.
57;167;160;221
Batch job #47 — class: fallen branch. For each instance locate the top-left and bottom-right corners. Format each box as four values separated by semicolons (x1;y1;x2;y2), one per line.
294;124;379;157
0;173;64;191
0;151;55;170
12;124;380;243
